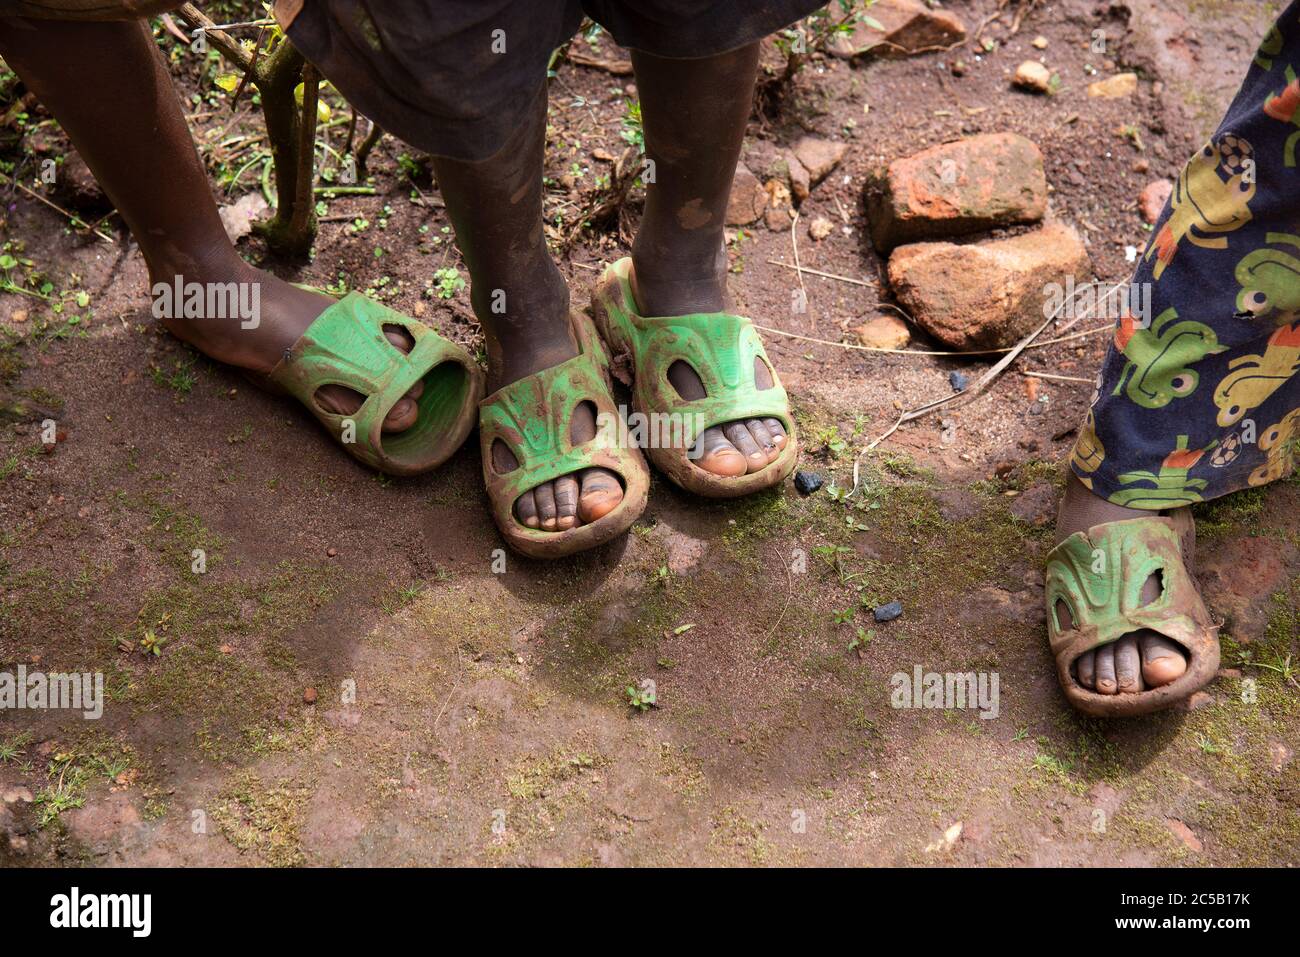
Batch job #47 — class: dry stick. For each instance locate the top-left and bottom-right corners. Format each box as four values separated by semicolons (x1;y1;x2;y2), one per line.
2;176;114;243
230;25;266;112
847;282;1103;496
355;120;383;172
566;45;634;75
1017;369;1092;384
765;258;876;288
176;4;253;72
754;321;1109;357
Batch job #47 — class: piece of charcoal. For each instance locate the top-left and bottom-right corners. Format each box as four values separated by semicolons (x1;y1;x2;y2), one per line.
793;470;824;496
873;601;903;622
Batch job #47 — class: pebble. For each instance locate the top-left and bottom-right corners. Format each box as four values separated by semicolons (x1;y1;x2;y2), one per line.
793;470;824;496
303;687;318;705
873;601;903;622
949;371;969;392
326;547;338;558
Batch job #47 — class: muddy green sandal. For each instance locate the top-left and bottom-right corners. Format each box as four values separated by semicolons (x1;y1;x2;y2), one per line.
1044;512;1220;717
590;257;798;498
260;292;483;475
479;311;650;559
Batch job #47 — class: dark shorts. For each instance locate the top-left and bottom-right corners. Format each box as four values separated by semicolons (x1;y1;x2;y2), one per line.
278;0;823;161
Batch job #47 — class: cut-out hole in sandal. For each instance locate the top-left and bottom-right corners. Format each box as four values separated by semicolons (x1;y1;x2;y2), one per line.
1054;598;1077;635
491;437;520;475
382;323;415;353
1141;569;1165;606
570;400;598;447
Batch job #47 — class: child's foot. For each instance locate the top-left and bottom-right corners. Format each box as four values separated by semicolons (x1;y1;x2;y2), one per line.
1055;474;1189;694
154;256;424;432
628;255;788;478
486;319;624;532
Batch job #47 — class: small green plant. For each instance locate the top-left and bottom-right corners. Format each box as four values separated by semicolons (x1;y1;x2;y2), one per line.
141;628;167;657
432;267;465;300
848;627;873;651
626;683;656;712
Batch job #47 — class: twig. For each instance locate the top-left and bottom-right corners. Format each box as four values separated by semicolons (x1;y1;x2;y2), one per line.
566;45;634;75
176;3;253;71
356;120;384;173
789;210;806;302
230;25;266;112
753;322;1110;357
848;280;1099;493
1;176;114;243
765;259;876;288
1016;369;1092;384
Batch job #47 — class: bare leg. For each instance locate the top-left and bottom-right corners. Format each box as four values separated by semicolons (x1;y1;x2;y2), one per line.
0;16;421;429
429;87;621;531
630;43;788;477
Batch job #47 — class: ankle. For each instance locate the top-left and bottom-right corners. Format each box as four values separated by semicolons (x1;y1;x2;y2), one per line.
1055;474;1148;544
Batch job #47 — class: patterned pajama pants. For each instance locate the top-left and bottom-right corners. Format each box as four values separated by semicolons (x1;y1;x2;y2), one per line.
1072;1;1300;508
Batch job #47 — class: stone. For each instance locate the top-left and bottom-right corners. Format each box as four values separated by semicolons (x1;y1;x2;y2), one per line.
1164;818;1203;853
852;314;911;349
793;471;824;496
886;222;1091;349
949;371;969;392
865;133;1048;251
1139;179;1173;224
873;600;903;622
1088;72;1138;98
303;687;318;704
827;0;966;59
726;162;769;225
1014;60;1054;94
787;154;812;203
792;137;848;184
808;216;834;241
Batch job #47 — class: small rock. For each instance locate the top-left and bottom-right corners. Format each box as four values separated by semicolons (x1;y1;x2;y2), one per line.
1139;179;1173;224
726;162;769;225
949;371;969;392
326;547;338;558
1178;691;1214;712
765;206;793;231
1013;60;1054;94
1023;375;1041;402
886;222;1092;349
1165;818;1203;853
792;137;848;184
873;600;903;622
787;154;812;203
303;687;318;705
2;787;33;804
10;309;27;324
1088;72;1138;98
1031;35;1049;50
793;470;824;496
808;216;834;241
864;133;1048;251
853;314;911;350
950;59;967;77
827;0;967;59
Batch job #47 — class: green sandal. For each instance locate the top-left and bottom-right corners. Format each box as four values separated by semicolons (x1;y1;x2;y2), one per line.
260;292;483;475
479;311;649;559
590;257;798;498
1044;511;1220;717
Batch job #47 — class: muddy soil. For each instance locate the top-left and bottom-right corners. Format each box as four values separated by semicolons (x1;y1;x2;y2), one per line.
0;0;1295;866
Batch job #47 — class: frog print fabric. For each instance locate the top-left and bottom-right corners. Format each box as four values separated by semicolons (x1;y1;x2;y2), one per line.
1073;0;1300;507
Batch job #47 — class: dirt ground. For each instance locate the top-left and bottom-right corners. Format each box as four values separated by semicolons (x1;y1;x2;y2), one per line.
0;0;1296;867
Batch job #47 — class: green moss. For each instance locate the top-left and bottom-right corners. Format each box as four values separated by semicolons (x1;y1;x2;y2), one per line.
211;771;311;867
